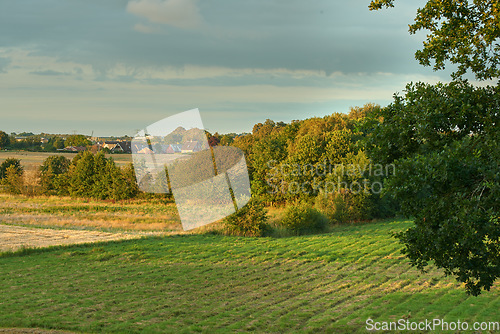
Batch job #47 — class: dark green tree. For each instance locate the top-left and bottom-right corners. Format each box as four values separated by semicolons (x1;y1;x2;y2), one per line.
39;156;71;195
0;131;9;149
68;151;95;197
53;137;65;150
0;158;23;180
64;135;91;147
368;0;500;295
368;81;499;295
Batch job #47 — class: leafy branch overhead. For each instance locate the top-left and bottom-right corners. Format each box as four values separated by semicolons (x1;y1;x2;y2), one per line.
369;0;500;80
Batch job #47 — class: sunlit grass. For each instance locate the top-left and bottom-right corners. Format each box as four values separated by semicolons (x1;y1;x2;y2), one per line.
0;219;498;333
0;193;181;232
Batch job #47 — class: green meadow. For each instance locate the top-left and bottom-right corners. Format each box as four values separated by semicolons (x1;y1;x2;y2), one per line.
1;219;498;333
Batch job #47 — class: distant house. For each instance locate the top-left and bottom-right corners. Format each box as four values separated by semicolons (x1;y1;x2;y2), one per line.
181;141;202;153
103;141;132;153
165;144;182;154
137;147;154;154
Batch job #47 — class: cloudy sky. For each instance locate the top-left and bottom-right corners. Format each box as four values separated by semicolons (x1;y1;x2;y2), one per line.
0;0;451;136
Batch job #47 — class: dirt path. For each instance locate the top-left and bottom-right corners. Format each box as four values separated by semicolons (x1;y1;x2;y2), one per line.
0;224;164;252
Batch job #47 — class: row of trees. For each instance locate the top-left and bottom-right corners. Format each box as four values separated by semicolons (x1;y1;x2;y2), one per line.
0;133;92;152
1;152;139;200
229;103;395;223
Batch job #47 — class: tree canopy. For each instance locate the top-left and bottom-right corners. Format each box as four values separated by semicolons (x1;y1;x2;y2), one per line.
369;0;500;80
368;0;499;295
367;81;499;295
0;131;9;149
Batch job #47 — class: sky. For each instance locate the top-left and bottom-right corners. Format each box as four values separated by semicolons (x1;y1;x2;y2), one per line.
0;0;453;137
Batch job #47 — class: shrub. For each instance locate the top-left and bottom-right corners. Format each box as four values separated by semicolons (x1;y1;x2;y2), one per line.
280;203;328;235
223;198;269;237
0;158;23;180
315;190;372;224
3;165;23;194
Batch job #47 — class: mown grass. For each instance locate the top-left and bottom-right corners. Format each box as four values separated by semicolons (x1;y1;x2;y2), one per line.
1;219;498;333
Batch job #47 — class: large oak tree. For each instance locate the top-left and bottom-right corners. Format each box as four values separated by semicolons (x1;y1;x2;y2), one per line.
368;0;499;295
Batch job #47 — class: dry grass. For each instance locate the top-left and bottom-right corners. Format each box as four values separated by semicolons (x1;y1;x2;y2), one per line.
0;193;182;232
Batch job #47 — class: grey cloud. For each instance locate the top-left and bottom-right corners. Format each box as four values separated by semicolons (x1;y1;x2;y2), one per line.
30;70;71;76
0;0;431;76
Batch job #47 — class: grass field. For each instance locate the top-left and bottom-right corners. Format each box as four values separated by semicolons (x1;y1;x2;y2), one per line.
0;194;181;232
1;218;498;333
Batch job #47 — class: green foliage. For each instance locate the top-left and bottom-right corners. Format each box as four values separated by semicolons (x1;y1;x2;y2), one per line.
68;151;96;197
223;198;269;237
2;165;23;194
367;80;499;165
369;80;499;295
39;155;71;195
348;103;381;121
390;135;499;296
219;134;235;146
0;131;9;149
315;190;372;225
53;137;65;150
64;134;91;147
280;202;328;235
0;158;23;180
66;151;138;200
7;136;42;151
369;0;500;80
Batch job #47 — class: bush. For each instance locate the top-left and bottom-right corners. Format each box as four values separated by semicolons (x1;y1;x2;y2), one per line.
0;158;23;180
280;203;328;235
315;189;373;224
2;165;23;194
223;198;269;237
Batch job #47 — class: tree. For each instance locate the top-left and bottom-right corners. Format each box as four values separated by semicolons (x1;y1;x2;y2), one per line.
68;151;95;197
64;135;91;147
53;137;65;150
39;156;71;195
0;131;9;149
3;165;23;194
369;0;500;80
368;0;500;295
0;158;23;180
220;134;235;146
368;80;499;295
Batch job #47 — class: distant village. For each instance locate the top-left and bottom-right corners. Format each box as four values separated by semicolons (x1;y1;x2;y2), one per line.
1;130;241;154
22;137;204;155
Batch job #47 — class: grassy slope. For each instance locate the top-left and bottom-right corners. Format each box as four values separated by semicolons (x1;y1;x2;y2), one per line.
0;219;498;333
